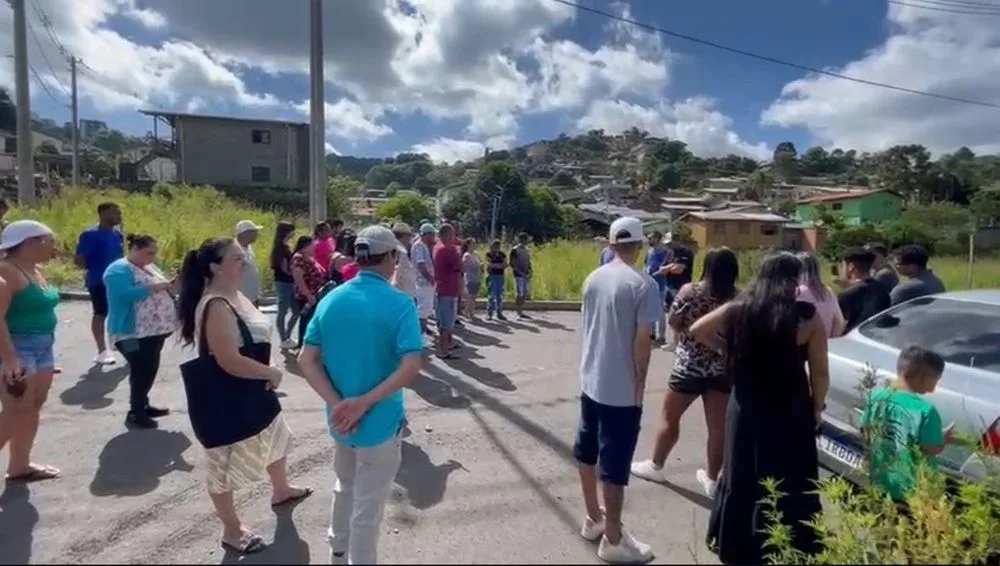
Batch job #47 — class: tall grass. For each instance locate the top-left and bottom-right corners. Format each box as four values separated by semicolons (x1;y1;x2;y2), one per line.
14;187;1000;297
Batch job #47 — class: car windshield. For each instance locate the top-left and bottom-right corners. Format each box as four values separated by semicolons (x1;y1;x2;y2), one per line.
858;296;1000;373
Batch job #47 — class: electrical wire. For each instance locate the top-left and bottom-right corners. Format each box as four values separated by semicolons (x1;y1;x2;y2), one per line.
29;0;68;57
26;19;70;98
887;0;1000;15
28;61;66;106
550;0;1000;110
76;64;146;104
892;0;1000;9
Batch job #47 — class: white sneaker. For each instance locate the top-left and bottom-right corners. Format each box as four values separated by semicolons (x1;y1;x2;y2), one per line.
94;351;116;365
580;511;605;542
696;469;718;498
597;531;654;564
630;459;668;484
280;339;297;350
661;343;676;352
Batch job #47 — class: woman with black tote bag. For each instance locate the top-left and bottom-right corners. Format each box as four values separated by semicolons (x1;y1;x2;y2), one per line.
177;238;312;556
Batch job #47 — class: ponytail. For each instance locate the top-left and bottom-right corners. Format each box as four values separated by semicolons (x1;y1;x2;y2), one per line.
177;238;233;345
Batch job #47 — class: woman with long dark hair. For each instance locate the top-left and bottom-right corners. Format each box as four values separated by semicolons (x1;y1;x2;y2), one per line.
104;234;177;429
0;220;61;482
691;252;829;565
632;247;739;497
270;221;298;349
796;252;845;338
290;236;326;348
177;238;311;555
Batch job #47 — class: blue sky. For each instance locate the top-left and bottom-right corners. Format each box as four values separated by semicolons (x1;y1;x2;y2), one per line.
7;0;1000;162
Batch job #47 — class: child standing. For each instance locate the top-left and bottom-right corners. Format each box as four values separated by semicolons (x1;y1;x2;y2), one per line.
860;345;952;503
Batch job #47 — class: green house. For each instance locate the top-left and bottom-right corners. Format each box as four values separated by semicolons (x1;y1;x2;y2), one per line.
795;189;903;226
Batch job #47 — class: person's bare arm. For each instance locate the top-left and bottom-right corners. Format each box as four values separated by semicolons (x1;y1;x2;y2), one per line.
0;270;20;376
633;327;653;405
804;316;830;420
830;295;847;338
297;345;344;407
204;300;280;382
667;283;694;331
691;303;730;351
292;266;315;304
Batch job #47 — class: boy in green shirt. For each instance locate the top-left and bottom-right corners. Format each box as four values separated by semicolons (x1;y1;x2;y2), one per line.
860;345;953;502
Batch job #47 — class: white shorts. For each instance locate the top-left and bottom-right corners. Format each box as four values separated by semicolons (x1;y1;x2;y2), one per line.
416;286;435;319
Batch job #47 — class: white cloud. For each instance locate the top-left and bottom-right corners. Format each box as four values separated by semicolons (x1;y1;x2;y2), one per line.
761;4;1000;155
293;99;392;143
579;98;771;160
412;138;487;163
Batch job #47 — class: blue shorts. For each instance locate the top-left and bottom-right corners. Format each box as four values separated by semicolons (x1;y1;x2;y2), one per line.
515;276;531;298
2;333;56;375
573;394;642;486
435;296;457;331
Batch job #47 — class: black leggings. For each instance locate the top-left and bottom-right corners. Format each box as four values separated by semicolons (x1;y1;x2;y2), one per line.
116;334;168;414
297;298;314;348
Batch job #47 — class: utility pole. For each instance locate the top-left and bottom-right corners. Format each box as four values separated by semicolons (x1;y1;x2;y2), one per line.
12;0;35;205
70;56;79;188
308;0;327;228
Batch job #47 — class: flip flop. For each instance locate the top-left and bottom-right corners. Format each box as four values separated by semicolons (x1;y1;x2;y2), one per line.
6;465;61;483
221;533;267;555
271;486;314;508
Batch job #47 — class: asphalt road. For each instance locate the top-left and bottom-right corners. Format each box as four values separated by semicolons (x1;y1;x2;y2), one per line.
0;302;718;565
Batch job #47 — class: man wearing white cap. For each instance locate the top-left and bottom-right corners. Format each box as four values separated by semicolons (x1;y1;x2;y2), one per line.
573;216;660;564
390;222;417;299
235;220;263;307
296;224;423;565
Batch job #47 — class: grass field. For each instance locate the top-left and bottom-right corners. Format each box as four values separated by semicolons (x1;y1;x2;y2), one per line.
14;187;1000;300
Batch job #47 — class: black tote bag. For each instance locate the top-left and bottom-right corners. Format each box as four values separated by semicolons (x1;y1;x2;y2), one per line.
180;298;281;449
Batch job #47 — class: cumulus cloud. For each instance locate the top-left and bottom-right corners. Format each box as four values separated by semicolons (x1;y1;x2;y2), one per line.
293;99;392;143
761;4;1000;155
412;138;488;164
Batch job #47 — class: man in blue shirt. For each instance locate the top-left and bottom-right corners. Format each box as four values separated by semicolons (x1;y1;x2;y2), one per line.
74;202;123;365
297;224;423;566
643;231;672;344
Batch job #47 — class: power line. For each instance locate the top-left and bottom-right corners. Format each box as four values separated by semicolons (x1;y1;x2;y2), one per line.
895;0;1000;9
551;0;1000;110
28;60;65;105
76;63;145;103
26;19;70;97
28;0;68;57
887;0;1000;15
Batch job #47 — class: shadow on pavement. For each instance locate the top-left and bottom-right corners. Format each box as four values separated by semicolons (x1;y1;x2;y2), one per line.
394;441;464;510
529;317;575;332
662;481;713;510
220;504;310;565
90;429;194;497
408;373;471;409
498;319;540;334
437;358;516;391
453;326;508;349
0;483;36;565
59;365;129;410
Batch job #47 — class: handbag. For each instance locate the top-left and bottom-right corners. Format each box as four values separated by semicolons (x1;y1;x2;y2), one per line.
180;298;281;449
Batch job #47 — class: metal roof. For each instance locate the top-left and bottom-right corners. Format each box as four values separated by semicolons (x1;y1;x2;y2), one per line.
683;209;790;223
139;109;308;127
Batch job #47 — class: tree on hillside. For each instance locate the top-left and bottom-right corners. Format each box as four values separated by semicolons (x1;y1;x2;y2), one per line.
971;185;1000;228
549;170;577;188
37;141;59;155
92;129;128;154
744;169;774;201
772;141;799;181
652;163;681;192
377;193;433;227
0;87;15;132
327;175;361;221
874;144;932;202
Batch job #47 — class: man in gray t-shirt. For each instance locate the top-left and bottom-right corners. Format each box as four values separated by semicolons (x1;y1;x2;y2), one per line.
573;216;660;564
890;244;945;306
865;242;899;290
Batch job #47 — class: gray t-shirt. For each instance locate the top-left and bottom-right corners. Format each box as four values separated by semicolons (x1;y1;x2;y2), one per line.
890;270;946;306
579;262;663;407
873;265;899;290
239;243;261;301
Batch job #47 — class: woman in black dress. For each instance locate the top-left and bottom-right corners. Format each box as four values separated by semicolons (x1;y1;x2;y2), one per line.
691;251;830;565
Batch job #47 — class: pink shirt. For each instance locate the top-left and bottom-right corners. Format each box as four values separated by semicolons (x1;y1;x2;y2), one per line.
314;236;336;271
797;284;844;337
341;262;360;281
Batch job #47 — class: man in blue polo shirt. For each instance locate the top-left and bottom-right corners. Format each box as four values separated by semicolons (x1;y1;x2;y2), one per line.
74;201;123;365
297;224;423;566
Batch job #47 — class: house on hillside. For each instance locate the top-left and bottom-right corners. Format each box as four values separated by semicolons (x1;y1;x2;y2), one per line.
795;189;902;226
681;209;790;250
137;110;310;188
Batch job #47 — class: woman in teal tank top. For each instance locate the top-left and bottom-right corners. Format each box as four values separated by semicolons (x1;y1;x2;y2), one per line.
0;220;61;482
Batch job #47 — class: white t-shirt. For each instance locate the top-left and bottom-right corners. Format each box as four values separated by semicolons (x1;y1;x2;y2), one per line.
411;240;433;288
393;244;418;297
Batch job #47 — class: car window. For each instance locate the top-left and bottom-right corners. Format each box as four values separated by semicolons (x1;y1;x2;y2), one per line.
858;296;1000;372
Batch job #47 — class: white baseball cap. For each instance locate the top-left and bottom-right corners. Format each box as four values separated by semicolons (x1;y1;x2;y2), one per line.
355;224;398;257
235;220;264;236
0;220;53;250
608;216;644;244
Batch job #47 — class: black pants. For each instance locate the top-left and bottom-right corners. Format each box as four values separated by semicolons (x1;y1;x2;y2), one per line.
297;298;313;348
116;334;168;414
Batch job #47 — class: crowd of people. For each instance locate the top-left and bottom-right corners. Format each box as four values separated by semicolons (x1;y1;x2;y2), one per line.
576;216;952;564
0;199;956;564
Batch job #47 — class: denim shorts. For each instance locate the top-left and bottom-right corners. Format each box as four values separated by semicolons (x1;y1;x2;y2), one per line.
466;280;481;298
435;296;457;331
573;394;642;486
514;276;531;298
2;333;56;375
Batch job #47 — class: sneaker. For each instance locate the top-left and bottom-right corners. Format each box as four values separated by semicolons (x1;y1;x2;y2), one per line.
146;406;170;418
580;510;605;542
125;412;158;429
598;531;654;564
94;351;116;365
630;459;668;484
280;339;297;350
696;469;718;498
330;550;347;565
660;343;676;353
496;314;508;321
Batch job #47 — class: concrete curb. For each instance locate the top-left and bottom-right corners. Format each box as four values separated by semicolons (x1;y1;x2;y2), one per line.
57;290;583;311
